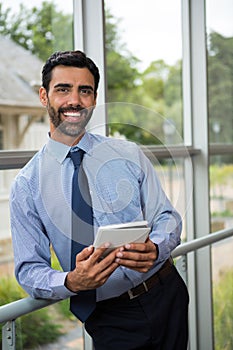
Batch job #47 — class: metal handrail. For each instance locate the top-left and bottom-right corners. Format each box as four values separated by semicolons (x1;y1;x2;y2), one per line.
172;226;233;258
2;143;233;170
0;145;199;170
0;227;233;324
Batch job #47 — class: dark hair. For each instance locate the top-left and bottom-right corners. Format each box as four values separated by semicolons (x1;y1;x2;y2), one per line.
42;50;100;94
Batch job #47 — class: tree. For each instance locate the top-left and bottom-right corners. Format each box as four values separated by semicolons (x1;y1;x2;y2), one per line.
208;32;233;144
0;1;73;61
105;9;141;103
0;2;184;144
141;60;168;101
105;9;157;143
140;59;183;140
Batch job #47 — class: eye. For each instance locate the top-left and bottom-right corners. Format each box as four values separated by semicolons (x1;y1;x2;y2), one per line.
56;87;69;93
79;88;94;96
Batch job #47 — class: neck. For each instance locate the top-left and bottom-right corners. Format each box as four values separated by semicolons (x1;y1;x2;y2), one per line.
50;126;85;146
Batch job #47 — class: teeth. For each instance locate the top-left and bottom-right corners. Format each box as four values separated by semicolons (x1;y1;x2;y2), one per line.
64;112;81;117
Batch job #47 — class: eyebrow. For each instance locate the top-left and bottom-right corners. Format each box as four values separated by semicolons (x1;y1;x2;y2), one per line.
78;85;94;91
54;83;72;89
53;83;94;91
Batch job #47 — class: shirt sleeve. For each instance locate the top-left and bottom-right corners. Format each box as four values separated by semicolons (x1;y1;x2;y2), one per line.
10;176;75;300
138;147;182;262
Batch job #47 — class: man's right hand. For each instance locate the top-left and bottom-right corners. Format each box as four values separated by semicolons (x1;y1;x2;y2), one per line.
65;244;120;293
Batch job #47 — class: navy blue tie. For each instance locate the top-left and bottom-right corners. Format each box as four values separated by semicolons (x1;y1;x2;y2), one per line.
68;149;96;323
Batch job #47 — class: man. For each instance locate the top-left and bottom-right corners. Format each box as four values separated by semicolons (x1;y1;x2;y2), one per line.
10;50;189;350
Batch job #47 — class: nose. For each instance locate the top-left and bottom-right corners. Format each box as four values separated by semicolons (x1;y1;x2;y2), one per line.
67;90;82;106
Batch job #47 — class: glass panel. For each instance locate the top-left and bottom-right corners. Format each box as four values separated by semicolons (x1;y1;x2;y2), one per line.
212;236;233;350
209;154;233;349
154;158;187;241
0;0;73;152
206;2;233;346
0;169;18;276
210;156;233;233
0;1;77;349
206;0;233;145
104;0;183;144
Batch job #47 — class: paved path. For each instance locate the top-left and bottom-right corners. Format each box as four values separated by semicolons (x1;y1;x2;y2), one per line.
35;322;84;350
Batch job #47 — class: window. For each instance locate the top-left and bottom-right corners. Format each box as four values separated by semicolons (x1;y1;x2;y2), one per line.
0;0;73;250
104;0;183;145
0;0;73;152
206;1;233;348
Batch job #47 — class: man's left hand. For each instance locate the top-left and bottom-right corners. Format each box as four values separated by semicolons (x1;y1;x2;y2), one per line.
115;239;158;273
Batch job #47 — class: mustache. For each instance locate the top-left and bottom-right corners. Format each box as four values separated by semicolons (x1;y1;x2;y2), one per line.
58;106;88;114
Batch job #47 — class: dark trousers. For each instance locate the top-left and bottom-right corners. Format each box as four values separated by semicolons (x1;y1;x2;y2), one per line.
85;265;189;350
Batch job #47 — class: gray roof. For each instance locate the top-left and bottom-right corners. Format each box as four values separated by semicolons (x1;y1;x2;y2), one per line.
0;35;43;108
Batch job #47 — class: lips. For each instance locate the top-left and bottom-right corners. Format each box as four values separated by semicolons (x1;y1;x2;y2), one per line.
63;111;81;121
61;109;86;122
63;112;81;117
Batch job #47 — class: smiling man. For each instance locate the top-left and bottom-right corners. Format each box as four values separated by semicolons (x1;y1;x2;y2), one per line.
10;50;189;350
40;53;98;143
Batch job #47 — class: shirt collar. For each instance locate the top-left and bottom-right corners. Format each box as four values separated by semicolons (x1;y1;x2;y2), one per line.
46;132;93;164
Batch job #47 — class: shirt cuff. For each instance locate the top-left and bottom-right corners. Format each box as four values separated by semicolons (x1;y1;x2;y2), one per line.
51;271;77;299
152;239;170;262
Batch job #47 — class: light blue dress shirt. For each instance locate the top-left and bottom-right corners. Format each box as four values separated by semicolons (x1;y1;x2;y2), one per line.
10;132;182;302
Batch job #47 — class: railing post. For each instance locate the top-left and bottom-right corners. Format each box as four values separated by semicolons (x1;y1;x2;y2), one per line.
175;255;187;283
2;321;16;350
83;326;93;350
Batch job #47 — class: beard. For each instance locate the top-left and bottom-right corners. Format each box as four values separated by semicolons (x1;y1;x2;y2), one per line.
47;101;94;138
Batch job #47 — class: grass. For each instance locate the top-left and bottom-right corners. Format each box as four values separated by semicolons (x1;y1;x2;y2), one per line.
213;269;233;350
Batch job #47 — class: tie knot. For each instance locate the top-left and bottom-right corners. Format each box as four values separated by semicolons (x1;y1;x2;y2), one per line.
68;149;85;168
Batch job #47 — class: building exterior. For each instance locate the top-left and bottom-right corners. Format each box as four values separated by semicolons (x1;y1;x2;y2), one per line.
0;35;48;239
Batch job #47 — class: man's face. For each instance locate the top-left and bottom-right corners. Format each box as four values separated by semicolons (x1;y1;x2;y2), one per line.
39;65;97;144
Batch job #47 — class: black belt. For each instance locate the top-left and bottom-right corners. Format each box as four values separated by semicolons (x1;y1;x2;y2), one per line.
118;258;174;300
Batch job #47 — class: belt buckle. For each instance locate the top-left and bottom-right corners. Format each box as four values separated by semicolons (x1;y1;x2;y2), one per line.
127;281;149;300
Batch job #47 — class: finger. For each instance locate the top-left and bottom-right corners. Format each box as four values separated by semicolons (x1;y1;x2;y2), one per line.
124;240;155;253
115;257;154;273
75;245;94;262
91;245;121;265
116;249;156;262
75;243;111;265
94;261;120;284
78;258;119;289
89;243;112;264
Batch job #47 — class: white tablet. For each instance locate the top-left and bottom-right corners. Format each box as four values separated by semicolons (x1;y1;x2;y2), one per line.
93;220;151;256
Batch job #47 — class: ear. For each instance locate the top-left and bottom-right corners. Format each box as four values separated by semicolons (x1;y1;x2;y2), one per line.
39;87;48;107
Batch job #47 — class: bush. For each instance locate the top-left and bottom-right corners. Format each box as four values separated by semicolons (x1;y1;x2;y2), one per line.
213;269;233;350
0;277;63;349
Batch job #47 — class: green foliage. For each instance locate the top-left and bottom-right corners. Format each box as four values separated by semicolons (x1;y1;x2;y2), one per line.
209;164;233;188
15;308;62;349
0;1;73;61
105;9;125;54
1;3;232;146
208;32;233;144
211;209;233;218
0;2;185;144
104;8;182;143
105;8;141;107
106;50;140;103
0;277;63;348
107;102;165;145
164;61;182;107
213;269;233;349
0;276;25;304
141;60;169;101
